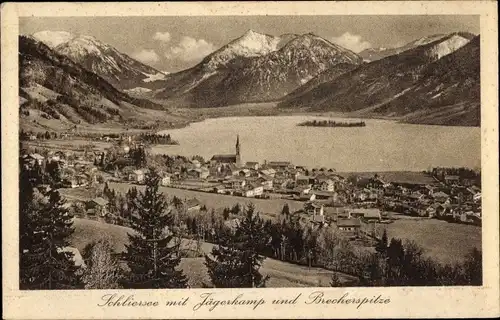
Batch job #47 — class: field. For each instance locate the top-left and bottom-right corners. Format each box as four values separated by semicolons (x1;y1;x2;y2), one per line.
23;139;112;153
377;218;481;264
108;182;305;218
70;218;354;288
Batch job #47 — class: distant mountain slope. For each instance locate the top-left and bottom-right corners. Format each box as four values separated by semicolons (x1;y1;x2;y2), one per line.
389;36;480;126
155;31;363;107
282;62;360;102
19;35;170;130
359;32;475;62
278;33;479;126
32;31;167;91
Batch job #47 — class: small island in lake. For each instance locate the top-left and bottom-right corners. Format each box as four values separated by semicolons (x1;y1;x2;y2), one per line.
298;119;366;127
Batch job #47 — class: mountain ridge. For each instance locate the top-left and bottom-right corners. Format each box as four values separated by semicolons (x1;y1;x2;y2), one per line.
154;32;363;107
278;33;479;126
32;31;167;91
19;35;175;131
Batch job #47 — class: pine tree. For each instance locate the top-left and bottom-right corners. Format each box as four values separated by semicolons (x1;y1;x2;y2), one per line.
463;247;482;285
20;190;82;289
82;237;122;289
375;229;388;255
330;272;342;287
205;204;269;288
281;203;290;217
121;170;187;288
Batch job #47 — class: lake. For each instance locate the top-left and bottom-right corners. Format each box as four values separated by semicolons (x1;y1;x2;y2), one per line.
156;116;480;172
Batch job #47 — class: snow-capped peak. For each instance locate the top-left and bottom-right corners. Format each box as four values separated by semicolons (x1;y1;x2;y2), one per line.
56;35;111;57
423;34;470;61
32;30;74;48
202;30;283;70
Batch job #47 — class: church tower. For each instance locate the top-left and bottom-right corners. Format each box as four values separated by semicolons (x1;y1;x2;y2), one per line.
235;134;241;167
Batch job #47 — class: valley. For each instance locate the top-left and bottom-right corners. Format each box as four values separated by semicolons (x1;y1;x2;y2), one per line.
20;29;481;133
17;16;484;291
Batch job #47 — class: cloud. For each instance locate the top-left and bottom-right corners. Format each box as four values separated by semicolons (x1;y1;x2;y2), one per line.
131;49;160;64
153;31;171;43
32;31;74;48
164;36;215;62
331;32;372;53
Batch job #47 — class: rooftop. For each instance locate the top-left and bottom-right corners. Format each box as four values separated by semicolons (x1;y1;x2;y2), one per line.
92;197;109;206
337;218;361;228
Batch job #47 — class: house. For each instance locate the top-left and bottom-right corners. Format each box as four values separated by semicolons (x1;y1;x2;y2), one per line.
160;174;171;186
237;169;252;178
444;175;460;185
74;174;89;187
129;169;145;183
245;162;260;170
186;198;202;212
29;153;45;166
256;176;273;190
191;159;202;168
473;192;481;202
312;190;336;200
304;201;324;216
336;218;361;234
426;203;441;218
267;161;293;170
312;214;325;224
318;179;335;192
349;208;381;221
433;191;450;202
461;178;476;187
188;168;210;179
296;175;313;186
299;192;316;202
57;247;85;267
87;197;109;216
408;192;425;202
224;177;246;189
354;190;368;202
244;183;264;197
213;185;226;194
423;185;435;196
259;168;276;178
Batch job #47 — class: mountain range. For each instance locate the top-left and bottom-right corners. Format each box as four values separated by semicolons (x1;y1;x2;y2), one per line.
25;29;480;127
279;33;479;126
154;30;363;107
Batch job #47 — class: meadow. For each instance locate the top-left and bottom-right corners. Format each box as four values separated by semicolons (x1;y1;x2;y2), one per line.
70;218;355;288
376;218;481;264
108;182;305;219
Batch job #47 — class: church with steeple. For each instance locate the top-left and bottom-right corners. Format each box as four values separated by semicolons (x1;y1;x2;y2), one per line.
210;134;242;167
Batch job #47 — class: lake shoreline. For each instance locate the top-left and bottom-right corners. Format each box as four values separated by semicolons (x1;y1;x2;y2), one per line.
154;114;480;172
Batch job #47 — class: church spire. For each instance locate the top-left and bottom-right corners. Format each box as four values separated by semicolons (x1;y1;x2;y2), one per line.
235;134;240;156
235;134;241;167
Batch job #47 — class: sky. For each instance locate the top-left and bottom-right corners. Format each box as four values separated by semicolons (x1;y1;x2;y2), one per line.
20;15;479;72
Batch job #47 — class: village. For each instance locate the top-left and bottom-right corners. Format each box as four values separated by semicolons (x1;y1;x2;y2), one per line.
20;132;482;249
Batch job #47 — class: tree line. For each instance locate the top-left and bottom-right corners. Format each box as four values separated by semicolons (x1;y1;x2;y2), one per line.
298;120;366;127
136;133;179;145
